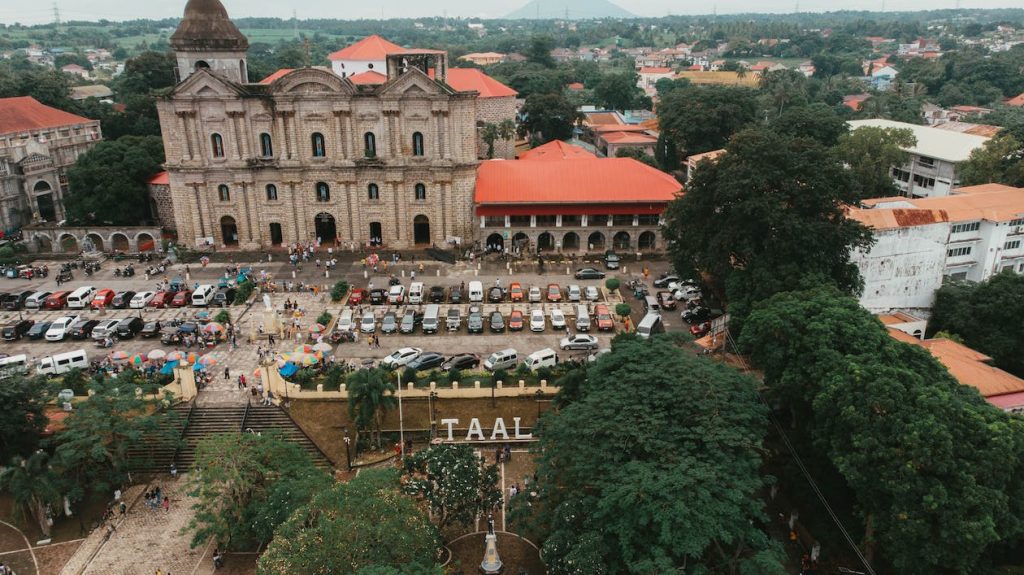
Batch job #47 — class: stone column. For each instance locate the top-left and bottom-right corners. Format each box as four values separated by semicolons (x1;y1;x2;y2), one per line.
333;111;348;159
176;112;194;161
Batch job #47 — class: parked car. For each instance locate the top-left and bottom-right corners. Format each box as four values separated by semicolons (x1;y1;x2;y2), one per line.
449;285;463;304
348;288;368;306
529;309;545;332
528;286;542;303
567;284;581;302
585;286;599;301
171;290;193;307
574;268;606;280
673;286;702;302
406;352;445;372
140;321;163;338
400;310;423;334
489;311;505;333
387;285;406;304
509;282;524;302
27;321;51;340
604;252;620;270
148;291;171;308
467;308;484;333
488;286;504;303
508;310;524;331
653;274;679;289
212;288;235;307
130;291;155;309
116;317;145;338
441;353;480;372
25;291;51;310
381;347;422;369
360;312;376;333
44;291;70;310
90;289;116;310
369;289;387;305
381;312;398;334
2;319;33;341
69;319;99;339
546;284;562;302
45;316;80;342
560;334;599;351
3;290;34;311
690;322;712;338
657;291;677;310
428;286;445;303
550;309;566;330
111;291;136;309
90;319;121;340
595;304;614;331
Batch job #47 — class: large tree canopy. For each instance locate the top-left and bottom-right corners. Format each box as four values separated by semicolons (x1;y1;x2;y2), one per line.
401;444;501;531
530;335;784;575
958;134;1024;188
0;375;50;465
657;84;759;155
520;92;581;144
836;125;916;200
65;135;165;226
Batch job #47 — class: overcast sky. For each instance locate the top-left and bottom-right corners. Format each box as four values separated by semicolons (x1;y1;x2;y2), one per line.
1;0;1019;25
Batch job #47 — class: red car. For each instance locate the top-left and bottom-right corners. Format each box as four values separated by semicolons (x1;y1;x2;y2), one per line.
690;322;711;338
546;284;562;302
349;288;368;306
44;291;70;310
509;282;524;303
508;310;524;331
594;304;614;331
170;289;193;307
148;291;171;308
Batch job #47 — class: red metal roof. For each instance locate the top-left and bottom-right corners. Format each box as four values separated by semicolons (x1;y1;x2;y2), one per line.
258;68;294;84
0;96;94;135
476;204;663;216
445;68;517;98
476;158;682;206
327;35;406;61
601;132;658;144
148;171;170;185
349;70;387;85
518;141;596;161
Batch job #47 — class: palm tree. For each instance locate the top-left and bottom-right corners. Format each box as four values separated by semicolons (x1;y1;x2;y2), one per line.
0;451;61;536
347;368;397;453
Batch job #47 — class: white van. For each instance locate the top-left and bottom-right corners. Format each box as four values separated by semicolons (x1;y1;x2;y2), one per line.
388;284;406;304
636;313;664;339
25;291;51;309
643;295;661;316
37;349;89;376
483;348;518;372
422;304;440;334
66;286;97;309
408;282;425;305
468;281;484;303
0;354;29;379
524;348;558;371
337;309;354;332
575;304;591;332
192;284;216;306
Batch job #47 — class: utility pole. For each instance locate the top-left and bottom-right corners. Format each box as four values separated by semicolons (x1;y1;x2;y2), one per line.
292;9;298;39
52;2;61;33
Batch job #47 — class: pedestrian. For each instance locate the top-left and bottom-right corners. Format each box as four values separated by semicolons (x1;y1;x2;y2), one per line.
163;497;170;513
119;501;127;516
237;376;243;390
504;444;512;462
114;488;122;502
224;367;230;381
170;463;177;478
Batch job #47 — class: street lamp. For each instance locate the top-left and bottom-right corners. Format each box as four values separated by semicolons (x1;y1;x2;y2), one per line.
535;389;544;423
397;370;405;460
428;391;438;439
343;427;352;471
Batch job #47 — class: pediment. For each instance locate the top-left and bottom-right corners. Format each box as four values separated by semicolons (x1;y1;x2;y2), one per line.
378;67;454;98
172;69;245;98
272;68;352;96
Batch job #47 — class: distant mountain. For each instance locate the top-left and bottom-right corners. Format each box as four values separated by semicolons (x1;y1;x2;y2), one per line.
506;0;635;20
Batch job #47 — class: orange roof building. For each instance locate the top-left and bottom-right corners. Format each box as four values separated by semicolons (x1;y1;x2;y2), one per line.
518;140;597;161
0;96;95;135
327;34;406;62
1006;92;1024;107
444;68;517;98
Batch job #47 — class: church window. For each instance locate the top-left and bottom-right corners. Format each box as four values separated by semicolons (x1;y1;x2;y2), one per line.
311;133;326;158
218;185;230;201
260;133;273;157
368;183;380;200
364;132;376;157
412;132;424;156
211;133;225;158
266;184;278;201
414;183;426;201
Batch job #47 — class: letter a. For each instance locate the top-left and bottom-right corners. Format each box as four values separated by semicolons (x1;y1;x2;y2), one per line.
467;418;485;441
490;417;509;440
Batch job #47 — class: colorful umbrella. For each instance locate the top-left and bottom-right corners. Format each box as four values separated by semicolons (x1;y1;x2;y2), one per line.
308;323;326;334
312;342;332;352
202;322;225;334
109;350;129;362
185;352;199;364
196;310;211;319
198;355;217;367
293;344;314;355
166;351;185;361
129;353;148;365
297;353;318;366
148;349;167;360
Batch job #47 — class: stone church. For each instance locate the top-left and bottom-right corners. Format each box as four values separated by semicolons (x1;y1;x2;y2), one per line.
157;0;507;251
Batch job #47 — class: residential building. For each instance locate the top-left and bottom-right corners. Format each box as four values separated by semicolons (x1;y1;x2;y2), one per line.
849;183;1024;313
69;85;114;101
684;149;725;183
475;141;681;253
61;64;90;79
848;119;991;198
869;65;898;90
636;67;674;92
458;52;505;66
0;96;102;231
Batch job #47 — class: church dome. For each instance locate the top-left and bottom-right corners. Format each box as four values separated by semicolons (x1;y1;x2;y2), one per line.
170;0;249;52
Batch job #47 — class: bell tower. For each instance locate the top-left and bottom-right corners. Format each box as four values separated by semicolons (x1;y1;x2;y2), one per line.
170;0;250;84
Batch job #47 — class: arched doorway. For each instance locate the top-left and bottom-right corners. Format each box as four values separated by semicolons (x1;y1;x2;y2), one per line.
587;232;605;251
269;223;283;246
639;231;657;251
537;232;554;252
85;233;104;253
137;233;156;252
111;233;130;252
220;217;238;247
413;215;431;245
511;232;529;253
34;235;52;252
34;181;56;221
613;231;631;250
369;222;383;246
314;213;337;245
562;232;580;251
59;234;78;253
486;233;505;253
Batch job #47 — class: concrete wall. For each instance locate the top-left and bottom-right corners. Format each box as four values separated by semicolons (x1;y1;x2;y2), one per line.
854;222;949;313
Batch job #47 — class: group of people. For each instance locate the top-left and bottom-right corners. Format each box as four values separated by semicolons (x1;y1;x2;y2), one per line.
142;486;171;512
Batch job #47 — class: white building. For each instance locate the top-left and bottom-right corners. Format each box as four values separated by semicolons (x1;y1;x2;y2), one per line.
848;119;990;199
850;183;1024;313
326;35;441;78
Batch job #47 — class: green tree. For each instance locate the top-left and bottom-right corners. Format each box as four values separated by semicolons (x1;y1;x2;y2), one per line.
593;71;645;112
401;444;501;530
657;84;758;155
257;469;442;575
662;128;873;333
530;335;784;574
526;35;556;68
187;432;332;549
0;375;50;463
653;132;680;170
613;146;656;166
0;451;61;536
521;92;581;144
65;135;165;225
930;272;1024;376
958;134;1024;188
480;119;516;159
347;368;397;453
768;103;849;147
836;125;916;200
758;69;808;115
114;51;176;96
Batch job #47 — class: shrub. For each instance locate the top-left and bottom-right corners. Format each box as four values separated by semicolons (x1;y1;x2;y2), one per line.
402;367;419;386
0;246;15;263
316;311;333;327
605;278;620;292
492;369;508;386
330;280;350;302
515;362;530;377
536;366;553;382
615;303;632;318
447;368;462;385
214;310;231;324
234;280;254;304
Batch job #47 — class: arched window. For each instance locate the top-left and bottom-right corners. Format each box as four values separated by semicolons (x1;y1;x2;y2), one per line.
218;184;230;202
414;183;426;201
412;132;424;156
364;132;376;157
211;133;225;158
260;133;273;157
266;184;278;201
311;132;326;158
316;182;330;202
368;183;380;200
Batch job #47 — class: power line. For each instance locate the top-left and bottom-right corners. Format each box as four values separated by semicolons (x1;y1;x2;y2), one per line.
722;330;877;575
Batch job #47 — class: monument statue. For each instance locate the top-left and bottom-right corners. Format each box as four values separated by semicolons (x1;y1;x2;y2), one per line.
480;513;503;574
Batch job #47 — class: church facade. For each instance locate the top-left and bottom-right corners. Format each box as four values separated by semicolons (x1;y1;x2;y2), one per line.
157;0;484;250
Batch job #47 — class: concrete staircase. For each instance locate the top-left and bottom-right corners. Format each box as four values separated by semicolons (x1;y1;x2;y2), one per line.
125;403;190;473
241;404;334;469
175;405;247;470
